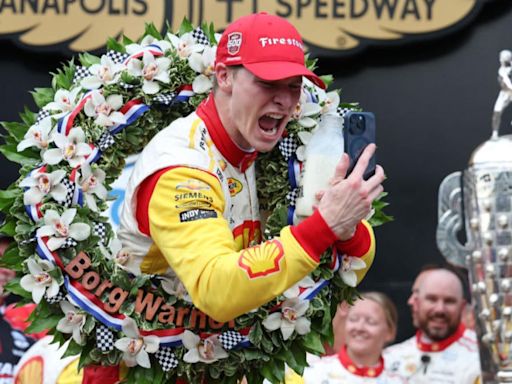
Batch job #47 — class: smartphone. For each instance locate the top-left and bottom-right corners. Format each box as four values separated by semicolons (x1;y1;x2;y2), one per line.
344;111;376;180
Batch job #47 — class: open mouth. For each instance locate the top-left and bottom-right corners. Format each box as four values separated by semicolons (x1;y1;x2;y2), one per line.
258;113;284;136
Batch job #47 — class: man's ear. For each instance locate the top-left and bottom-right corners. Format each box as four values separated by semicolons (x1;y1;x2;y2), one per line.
215;63;232;93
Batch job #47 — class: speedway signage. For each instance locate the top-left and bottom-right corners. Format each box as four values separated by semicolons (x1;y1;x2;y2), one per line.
0;0;489;54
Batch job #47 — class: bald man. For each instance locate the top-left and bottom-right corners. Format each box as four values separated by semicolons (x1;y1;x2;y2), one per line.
384;268;481;383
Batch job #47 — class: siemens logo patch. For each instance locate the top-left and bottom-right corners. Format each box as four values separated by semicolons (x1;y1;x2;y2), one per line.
180;209;217;222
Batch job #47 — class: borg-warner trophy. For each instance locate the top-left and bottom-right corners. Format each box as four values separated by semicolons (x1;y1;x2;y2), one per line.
437;50;512;383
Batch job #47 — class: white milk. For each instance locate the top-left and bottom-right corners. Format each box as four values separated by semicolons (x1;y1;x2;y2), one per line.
295;114;344;219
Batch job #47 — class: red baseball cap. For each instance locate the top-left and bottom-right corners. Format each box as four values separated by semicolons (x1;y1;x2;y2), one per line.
216;13;326;89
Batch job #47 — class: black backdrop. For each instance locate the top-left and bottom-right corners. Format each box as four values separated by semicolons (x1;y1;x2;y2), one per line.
1;0;512;343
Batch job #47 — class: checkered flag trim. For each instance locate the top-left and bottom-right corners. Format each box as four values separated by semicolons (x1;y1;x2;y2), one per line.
45;290;66;304
60;237;78;249
337;107;353;126
60;178;76;208
192;27;210;46
93;222;108;245
106;50;129;64
278;136;298;160
36;109;50;125
96;324;115;352
97;131;115;151
286;188;299;206
153;92;177;106
218;331;244;350
155;347;178;371
73;66;90;84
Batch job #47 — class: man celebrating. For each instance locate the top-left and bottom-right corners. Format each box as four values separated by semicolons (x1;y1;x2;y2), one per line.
117;12;385;324
384;268;481;383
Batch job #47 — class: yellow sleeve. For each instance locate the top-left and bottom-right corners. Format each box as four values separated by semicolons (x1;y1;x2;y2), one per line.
56;358;83;384
147;167;337;322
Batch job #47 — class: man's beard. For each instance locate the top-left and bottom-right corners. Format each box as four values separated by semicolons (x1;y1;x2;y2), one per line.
419;313;459;341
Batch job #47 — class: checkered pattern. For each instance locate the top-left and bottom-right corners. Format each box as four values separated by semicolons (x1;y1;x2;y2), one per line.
73;66;90;84
97;131;115;151
153;92;177;106
93;222;108;245
286;188;299;206
337;107;353;127
96;324;115;352
218;331;244;350
60;237;78;249
20;238;36;245
119;81;135;89
36;109;50;124
45;290;66;304
278;136;298;160
106;50;129;64
155;347;178;371
192;27;210;46
61;178;76;207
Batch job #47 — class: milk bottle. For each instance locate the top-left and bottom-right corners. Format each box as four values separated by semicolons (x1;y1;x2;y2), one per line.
295;114;344;218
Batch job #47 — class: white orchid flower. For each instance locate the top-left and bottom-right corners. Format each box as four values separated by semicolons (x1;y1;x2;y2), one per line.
36;209;91;251
43;127;92;167
160;275;192;303
101;238;140;275
125;35;172;54
114;317;159;368
167;32;204;58
283;276;316;299
43;88;82;118
20;258;60;304
262;298;311;340
318;90;340;115
182;331;228;364
292;92;322;128
83;91;126;127
17;117;53;152
81;55;125;89
127;51;171;95
77;163;107;212
189;46;216;94
339;254;366;287
57;300;86;344
19;169;67;205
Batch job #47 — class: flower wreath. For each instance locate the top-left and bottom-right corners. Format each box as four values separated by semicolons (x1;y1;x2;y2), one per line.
0;20;391;384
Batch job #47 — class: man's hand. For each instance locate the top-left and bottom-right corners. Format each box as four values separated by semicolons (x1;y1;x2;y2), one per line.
317;144;385;240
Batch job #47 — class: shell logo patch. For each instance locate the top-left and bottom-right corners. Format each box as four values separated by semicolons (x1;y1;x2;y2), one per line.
238;239;284;278
228;178;243;196
15;356;43;384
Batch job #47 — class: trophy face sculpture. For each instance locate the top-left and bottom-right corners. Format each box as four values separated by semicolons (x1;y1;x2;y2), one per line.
437;50;512;383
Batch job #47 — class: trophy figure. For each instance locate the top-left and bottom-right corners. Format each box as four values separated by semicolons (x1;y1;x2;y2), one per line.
437;50;512;383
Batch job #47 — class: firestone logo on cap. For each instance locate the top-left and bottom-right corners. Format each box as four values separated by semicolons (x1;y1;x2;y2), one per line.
227;32;242;55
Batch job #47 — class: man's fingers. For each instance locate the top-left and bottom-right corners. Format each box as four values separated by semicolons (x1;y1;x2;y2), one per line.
331;153;350;183
365;165;385;190
348;143;376;179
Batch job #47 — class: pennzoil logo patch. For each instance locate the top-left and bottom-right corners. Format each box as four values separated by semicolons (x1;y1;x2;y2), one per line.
179;209;217;222
228;178;243;197
0;1;487;55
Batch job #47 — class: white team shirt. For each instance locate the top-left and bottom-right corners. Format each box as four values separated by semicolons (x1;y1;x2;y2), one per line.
383;324;481;384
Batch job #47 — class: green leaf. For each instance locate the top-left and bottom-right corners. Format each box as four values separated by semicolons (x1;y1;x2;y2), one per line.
107;37;126;53
1;121;29;141
0;189;18;212
20;107;36;126
179;17;194;35
122;34;134;46
0;245;24;271
144;22;162;39
0;219;16;237
4;278;32;299
25;313;61;333
79;52;101;67
31;88;55;109
301;331;325;355
0;145;39;166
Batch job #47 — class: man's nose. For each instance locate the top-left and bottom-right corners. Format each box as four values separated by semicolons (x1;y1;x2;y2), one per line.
273;88;296;109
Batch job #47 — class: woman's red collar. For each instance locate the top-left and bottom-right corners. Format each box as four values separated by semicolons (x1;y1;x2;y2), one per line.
416;323;466;352
337;345;384;378
196;94;257;172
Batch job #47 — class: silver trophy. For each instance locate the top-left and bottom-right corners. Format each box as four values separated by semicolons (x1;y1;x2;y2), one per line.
437;50;512;384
